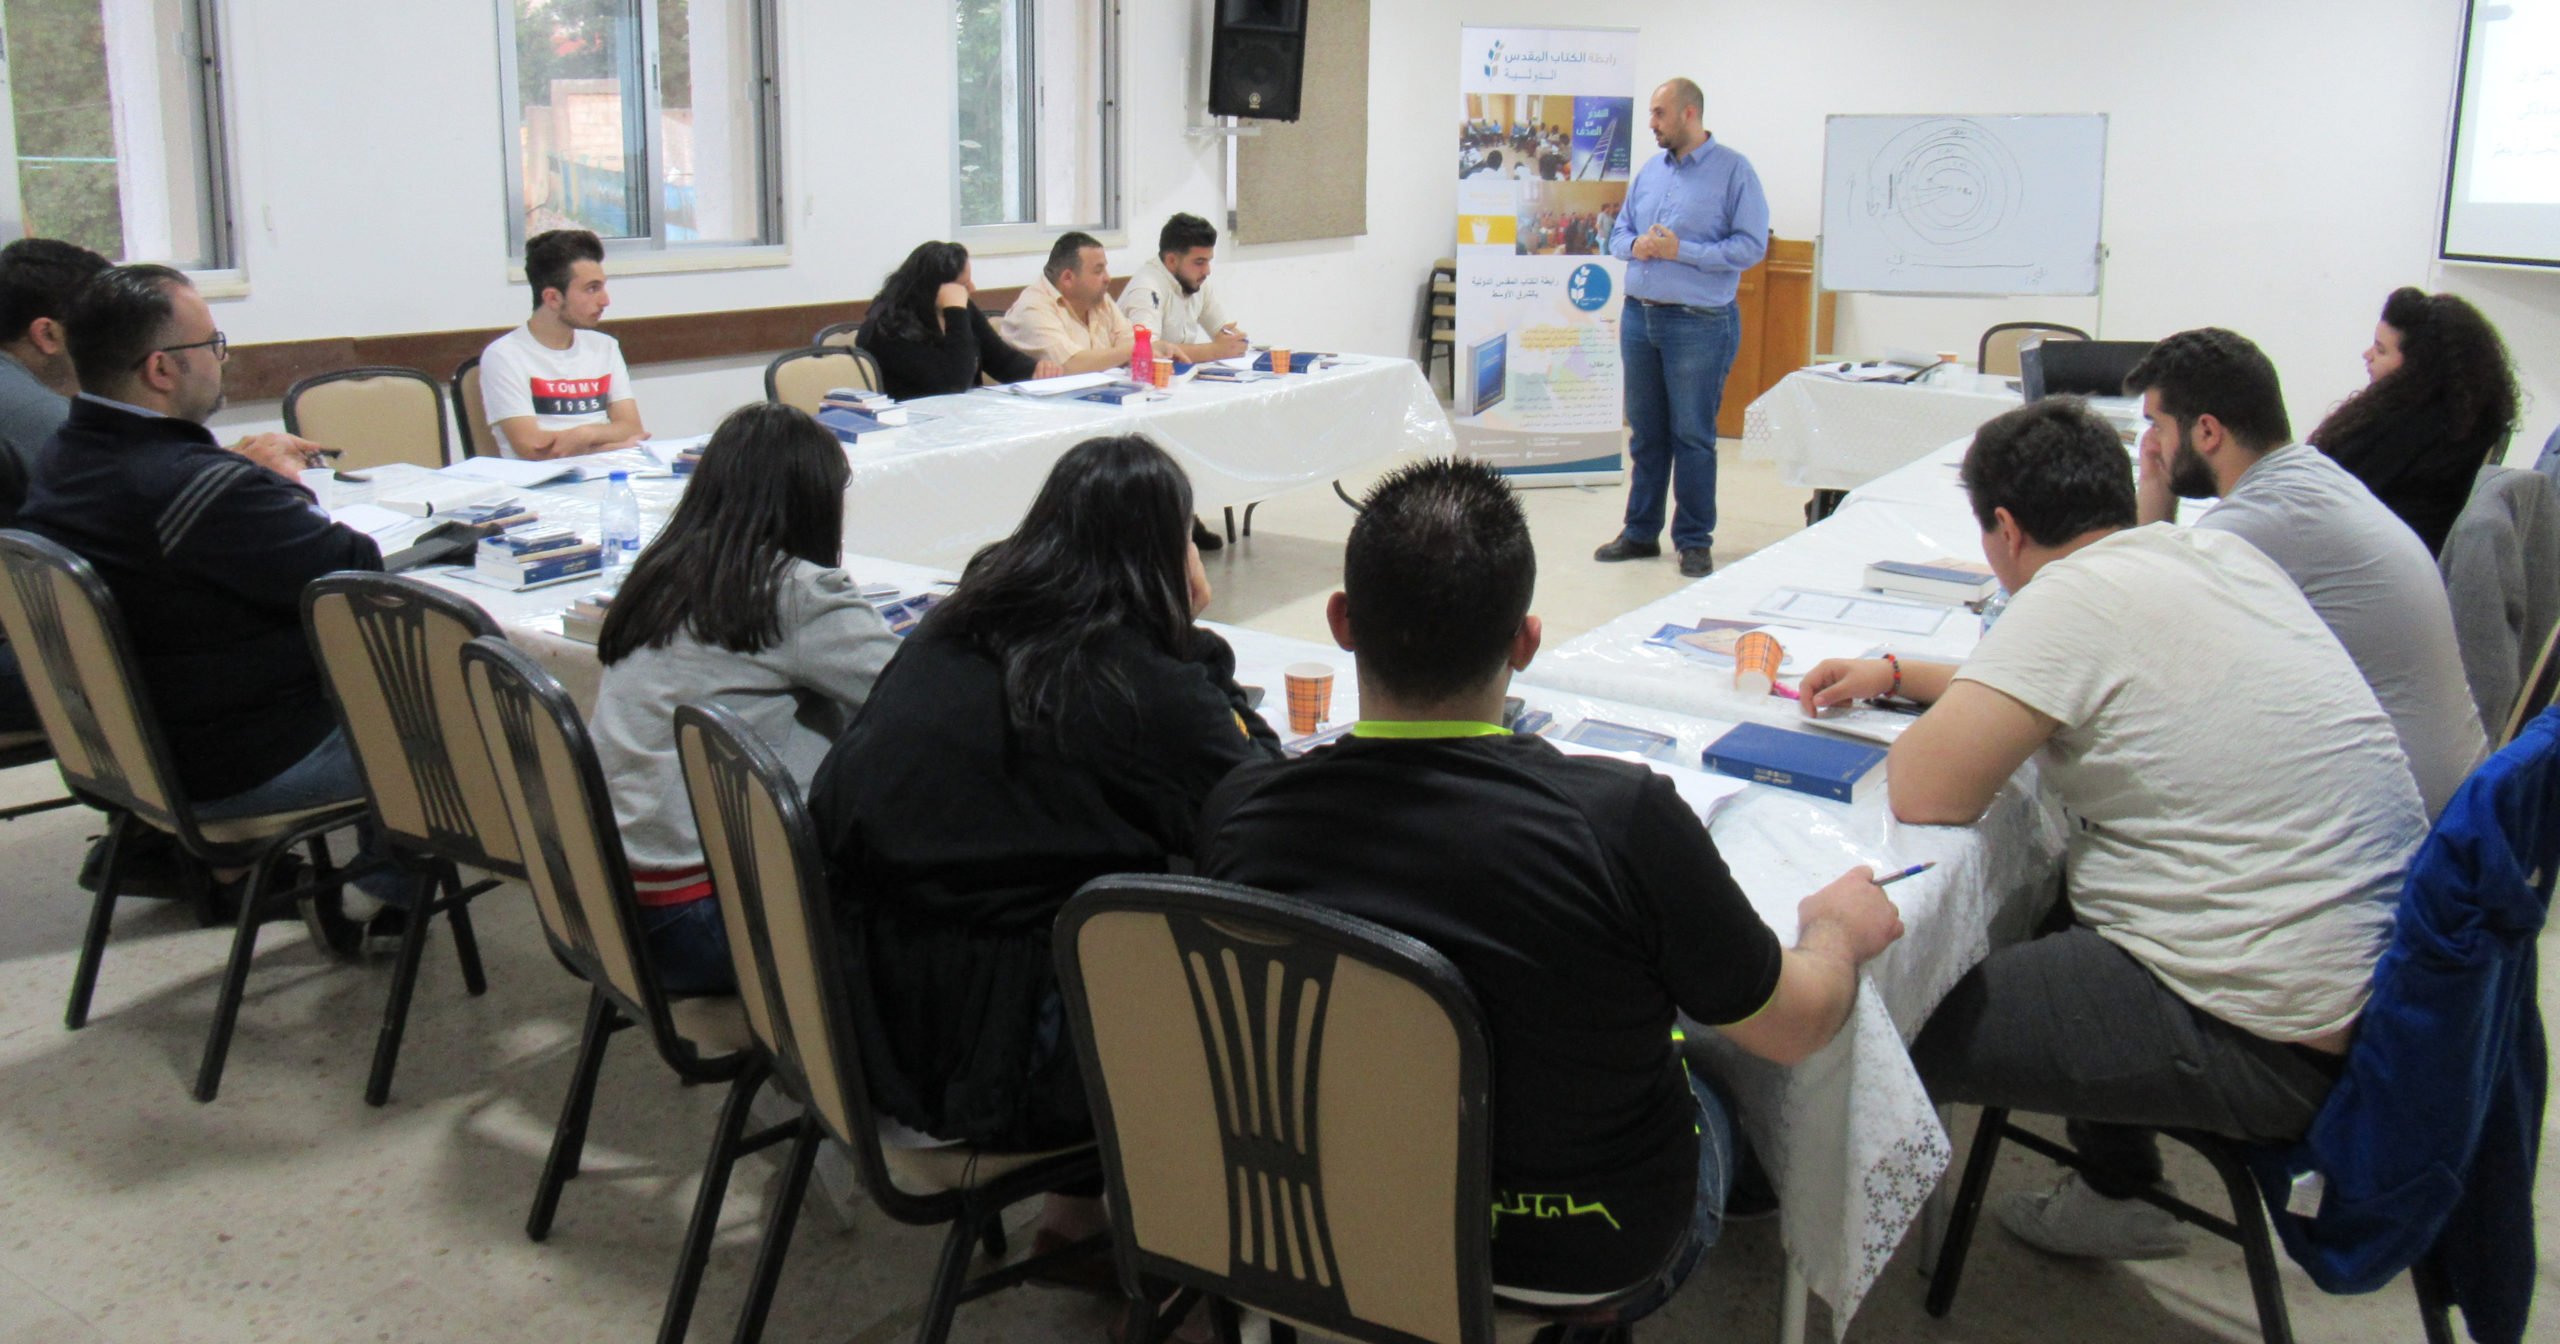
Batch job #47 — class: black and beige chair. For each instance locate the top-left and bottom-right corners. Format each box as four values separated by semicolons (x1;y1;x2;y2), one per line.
1977;321;2090;378
673;702;1103;1344
0;720;77;823
302;573;522;1105
1056;874;1665;1344
1419;258;1457;400
283;366;452;470
456;636;787;1344
764;344;882;413
448;355;504;459
813;319;862;348
0;530;374;1103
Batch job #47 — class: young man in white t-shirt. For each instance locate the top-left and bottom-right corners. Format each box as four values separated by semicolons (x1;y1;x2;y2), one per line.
1799;398;2427;1262
478;229;646;460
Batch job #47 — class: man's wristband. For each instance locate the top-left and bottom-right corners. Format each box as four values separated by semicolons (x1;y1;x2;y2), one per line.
1883;653;1902;699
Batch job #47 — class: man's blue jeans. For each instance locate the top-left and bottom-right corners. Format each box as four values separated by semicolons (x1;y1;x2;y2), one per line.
1619;300;1742;552
195;726;420;908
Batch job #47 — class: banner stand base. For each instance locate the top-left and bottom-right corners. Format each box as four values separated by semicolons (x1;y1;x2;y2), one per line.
1498;454;1625;489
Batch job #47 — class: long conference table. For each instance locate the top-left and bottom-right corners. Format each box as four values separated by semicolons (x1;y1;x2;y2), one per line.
814;355;1446;568
348;381;2065;1343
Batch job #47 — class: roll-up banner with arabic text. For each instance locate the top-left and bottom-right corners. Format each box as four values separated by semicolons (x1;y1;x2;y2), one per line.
1455;25;1636;484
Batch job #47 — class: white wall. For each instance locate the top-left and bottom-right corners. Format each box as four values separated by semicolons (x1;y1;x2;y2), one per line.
204;0;2556;467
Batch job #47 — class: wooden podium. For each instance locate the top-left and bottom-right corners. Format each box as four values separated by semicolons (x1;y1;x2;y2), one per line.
1716;236;1827;440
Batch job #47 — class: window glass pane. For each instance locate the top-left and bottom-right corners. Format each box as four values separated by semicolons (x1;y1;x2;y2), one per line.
2;0;225;268
953;0;1028;228
954;0;1114;233
512;0;646;240
655;0;764;245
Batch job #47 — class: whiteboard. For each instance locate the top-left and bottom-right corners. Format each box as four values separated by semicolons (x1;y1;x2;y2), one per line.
1819;115;2107;296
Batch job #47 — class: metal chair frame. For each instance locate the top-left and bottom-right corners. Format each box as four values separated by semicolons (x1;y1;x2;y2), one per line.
1927;1112;2458;1344
764;344;884;408
301;573;526;1104
457;636;788;1344
447;355;503;459
1976;321;2091;378
1058;874;1668;1344
283;365;453;470
673;702;1103;1344
0;530;374;1103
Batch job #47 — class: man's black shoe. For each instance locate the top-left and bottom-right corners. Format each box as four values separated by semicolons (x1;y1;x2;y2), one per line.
1592;536;1661;563
1679;546;1715;578
1191;517;1224;552
77;825;195;899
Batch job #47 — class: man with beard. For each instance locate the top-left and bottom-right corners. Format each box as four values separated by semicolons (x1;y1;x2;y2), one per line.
2124;328;2485;817
1118;213;1249;365
1797;396;2425;1264
1596;77;1768;580
17;264;415;945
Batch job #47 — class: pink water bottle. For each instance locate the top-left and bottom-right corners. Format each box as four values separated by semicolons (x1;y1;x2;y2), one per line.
1130;324;1153;375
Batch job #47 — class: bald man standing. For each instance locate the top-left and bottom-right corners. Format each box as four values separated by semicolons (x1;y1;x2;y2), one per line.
1597;77;1768;579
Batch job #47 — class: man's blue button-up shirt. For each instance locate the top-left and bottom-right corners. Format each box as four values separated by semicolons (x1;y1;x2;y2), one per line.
1608;136;1770;309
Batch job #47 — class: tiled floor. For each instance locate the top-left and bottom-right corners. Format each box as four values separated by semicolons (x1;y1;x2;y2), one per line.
0;451;2548;1343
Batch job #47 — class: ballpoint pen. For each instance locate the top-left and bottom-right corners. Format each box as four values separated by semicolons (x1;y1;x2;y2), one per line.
1876;861;1937;886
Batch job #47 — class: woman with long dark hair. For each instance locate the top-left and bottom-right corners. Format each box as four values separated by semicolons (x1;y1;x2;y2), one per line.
806;434;1279;1250
2311;286;2520;555
591;401;899;993
855;240;1060;400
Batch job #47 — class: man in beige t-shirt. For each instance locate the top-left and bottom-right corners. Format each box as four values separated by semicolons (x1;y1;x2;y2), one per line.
1798;397;2426;1263
998;231;1134;376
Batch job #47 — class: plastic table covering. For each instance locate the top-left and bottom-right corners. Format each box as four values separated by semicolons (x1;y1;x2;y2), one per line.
386;440;2063;1335
1739;368;2021;492
745;357;1449;568
1516;441;2071;1325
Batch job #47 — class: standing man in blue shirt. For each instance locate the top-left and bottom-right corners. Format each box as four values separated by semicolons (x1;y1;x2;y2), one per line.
1597;78;1769;578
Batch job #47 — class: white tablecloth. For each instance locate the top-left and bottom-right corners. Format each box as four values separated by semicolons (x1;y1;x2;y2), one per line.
830;358;1449;566
1516;441;2070;1324
388;439;2062;1332
1740;369;2021;492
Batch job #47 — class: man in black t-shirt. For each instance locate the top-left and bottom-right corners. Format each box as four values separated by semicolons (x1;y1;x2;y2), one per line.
1197;458;1904;1319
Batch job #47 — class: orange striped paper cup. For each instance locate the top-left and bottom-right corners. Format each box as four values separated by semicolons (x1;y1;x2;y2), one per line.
1284;661;1334;735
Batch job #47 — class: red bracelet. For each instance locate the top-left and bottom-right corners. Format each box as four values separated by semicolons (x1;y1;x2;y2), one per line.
1883;653;1902;699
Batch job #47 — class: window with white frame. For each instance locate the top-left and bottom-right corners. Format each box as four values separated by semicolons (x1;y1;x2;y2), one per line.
0;0;234;270
499;0;781;253
954;0;1119;241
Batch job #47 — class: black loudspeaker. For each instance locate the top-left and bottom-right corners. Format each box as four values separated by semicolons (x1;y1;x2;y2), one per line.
1208;0;1307;122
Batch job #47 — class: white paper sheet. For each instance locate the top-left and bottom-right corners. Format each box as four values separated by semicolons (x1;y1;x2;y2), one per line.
1754;588;1952;637
441;457;588;488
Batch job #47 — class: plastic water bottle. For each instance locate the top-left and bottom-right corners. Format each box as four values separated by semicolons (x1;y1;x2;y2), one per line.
601;470;640;569
1977;585;2011;634
1130;324;1153;376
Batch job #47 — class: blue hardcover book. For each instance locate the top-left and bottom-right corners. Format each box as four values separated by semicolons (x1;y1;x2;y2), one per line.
815;405;890;443
1072;380;1159;405
1251;351;1325;374
1701;722;1886;803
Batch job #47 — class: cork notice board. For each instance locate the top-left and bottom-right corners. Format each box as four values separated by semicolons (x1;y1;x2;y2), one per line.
1234;0;1369;244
